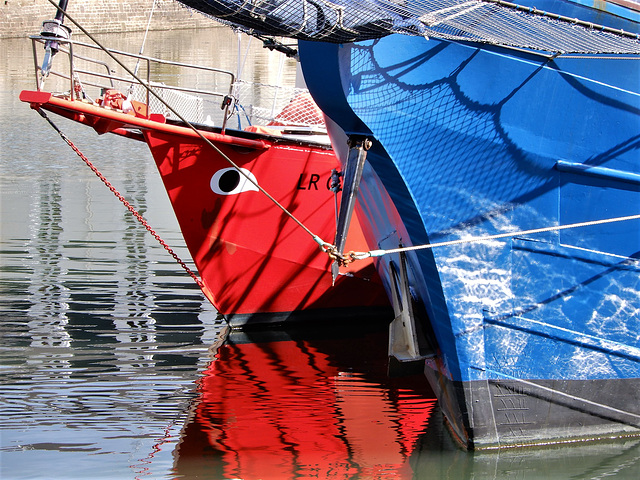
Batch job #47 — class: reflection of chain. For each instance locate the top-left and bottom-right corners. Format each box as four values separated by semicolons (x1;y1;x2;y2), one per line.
35;107;206;289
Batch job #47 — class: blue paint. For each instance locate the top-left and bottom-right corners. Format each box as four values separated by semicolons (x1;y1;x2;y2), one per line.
299;1;640;445
556;160;640;185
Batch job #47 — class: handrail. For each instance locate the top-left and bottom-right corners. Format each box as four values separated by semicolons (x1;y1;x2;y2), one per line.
30;34;237;126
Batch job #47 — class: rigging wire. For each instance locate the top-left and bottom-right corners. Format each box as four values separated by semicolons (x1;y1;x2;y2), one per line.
41;0;640;268
43;0;333;253
132;0;157;78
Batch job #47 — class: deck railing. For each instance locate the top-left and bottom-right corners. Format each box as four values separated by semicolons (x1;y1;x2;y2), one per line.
30;35;236;129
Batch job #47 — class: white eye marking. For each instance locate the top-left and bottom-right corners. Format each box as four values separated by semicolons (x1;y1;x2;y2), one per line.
210;168;259;195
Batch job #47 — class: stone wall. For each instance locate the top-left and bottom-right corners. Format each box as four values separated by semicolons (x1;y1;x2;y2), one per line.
1;0;215;38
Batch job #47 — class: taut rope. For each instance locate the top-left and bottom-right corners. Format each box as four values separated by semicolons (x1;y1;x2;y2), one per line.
43;0;333;253
345;213;640;263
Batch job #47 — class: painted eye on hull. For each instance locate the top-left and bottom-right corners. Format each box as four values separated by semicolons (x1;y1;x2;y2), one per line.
210;168;259;195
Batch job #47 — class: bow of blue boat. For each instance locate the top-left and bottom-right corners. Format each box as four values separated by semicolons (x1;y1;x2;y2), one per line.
161;0;640;449
296;0;640;449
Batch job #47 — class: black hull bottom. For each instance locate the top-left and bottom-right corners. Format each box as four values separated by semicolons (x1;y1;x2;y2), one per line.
412;405;640;477
225;305;394;329
424;364;640;450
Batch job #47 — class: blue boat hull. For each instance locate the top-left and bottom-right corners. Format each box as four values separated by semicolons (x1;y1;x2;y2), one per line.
299;10;640;447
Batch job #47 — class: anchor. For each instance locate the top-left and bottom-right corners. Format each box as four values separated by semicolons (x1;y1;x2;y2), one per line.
331;135;371;284
387;250;434;376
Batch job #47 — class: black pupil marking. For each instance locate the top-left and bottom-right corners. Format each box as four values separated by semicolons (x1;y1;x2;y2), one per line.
219;170;241;193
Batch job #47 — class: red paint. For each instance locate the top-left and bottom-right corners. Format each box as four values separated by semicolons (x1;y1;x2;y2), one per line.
175;332;436;479
21;91;390;323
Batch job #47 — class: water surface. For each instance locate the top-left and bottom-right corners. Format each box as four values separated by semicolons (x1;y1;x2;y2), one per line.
2;25;640;480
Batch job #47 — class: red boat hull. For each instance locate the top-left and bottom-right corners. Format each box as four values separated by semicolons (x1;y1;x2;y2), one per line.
175;329;436;478
20;91;391;326
144;127;389;325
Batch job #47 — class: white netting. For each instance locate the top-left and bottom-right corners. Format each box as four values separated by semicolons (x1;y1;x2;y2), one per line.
129;83;205;124
416;0;640;54
231;80;326;128
177;0;640;54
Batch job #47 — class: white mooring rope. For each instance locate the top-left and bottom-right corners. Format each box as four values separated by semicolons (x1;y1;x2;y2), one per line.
351;213;640;260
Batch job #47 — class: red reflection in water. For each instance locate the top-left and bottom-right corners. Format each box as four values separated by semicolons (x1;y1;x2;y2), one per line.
174;330;436;479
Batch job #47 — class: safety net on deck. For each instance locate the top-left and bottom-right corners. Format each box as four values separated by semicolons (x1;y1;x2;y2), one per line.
177;0;640;54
